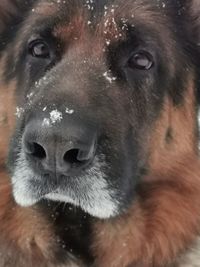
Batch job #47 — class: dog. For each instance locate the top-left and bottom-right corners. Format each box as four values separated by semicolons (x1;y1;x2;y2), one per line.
1;0;200;266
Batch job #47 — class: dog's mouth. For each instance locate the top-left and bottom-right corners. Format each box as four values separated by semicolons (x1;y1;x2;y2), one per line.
11;150;119;219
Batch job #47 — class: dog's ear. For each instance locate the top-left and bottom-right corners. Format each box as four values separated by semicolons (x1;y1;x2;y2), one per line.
0;0;33;34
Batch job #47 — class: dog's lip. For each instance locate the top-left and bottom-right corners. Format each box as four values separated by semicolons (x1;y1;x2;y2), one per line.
29;179;74;201
12;176;59;206
33;190;75;207
13;185;61;207
44;191;71;201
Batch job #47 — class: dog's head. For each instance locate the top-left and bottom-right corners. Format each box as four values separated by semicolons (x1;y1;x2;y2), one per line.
1;0;199;218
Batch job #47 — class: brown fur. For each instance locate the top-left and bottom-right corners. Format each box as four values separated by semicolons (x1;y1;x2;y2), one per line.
0;171;82;267
92;80;200;267
0;78;16;164
0;131;77;267
93;157;200;267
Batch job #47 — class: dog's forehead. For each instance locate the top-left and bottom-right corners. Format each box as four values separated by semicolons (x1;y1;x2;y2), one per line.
31;0;169;33
25;0;173;59
33;0;168;15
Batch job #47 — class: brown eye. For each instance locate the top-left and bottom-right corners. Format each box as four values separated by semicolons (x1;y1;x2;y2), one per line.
29;40;50;58
128;51;154;70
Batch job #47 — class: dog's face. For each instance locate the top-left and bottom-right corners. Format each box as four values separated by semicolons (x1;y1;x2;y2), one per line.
4;0;198;218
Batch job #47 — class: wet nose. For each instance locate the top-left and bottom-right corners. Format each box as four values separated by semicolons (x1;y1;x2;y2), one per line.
22;118;97;176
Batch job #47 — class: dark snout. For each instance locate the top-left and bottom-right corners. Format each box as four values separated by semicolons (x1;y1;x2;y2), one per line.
22;112;97;177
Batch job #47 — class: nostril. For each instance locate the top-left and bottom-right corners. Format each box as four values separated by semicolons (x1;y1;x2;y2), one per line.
63;149;82;164
29;142;46;159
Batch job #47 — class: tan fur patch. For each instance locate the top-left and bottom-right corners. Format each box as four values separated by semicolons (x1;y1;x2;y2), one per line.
149;79;197;174
0;56;16;162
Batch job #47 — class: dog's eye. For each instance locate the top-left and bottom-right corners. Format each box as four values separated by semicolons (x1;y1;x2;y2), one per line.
128;51;154;70
28;40;50;58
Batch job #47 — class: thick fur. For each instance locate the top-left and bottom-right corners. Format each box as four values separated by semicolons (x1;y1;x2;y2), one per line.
1;0;200;267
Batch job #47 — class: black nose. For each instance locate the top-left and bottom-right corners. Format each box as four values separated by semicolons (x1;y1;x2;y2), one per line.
22;118;97;177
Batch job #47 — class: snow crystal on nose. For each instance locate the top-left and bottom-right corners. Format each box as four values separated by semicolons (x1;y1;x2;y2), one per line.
65;107;74;114
50;110;63;123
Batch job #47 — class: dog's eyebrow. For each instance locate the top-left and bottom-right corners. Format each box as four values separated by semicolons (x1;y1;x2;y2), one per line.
25;16;61;35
